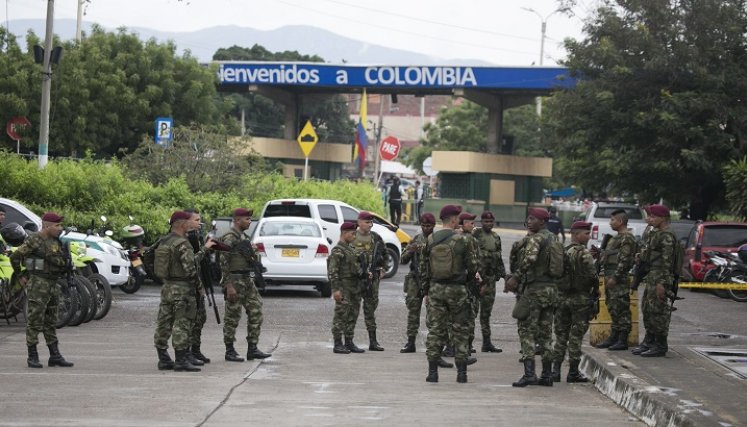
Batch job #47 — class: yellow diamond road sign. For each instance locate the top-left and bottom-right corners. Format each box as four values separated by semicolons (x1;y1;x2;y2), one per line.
297;120;318;157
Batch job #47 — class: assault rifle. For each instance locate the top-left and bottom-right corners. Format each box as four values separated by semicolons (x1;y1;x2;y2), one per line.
60;240;76;290
188;230;222;324
629;262;649;292
359;241;383;298
235;240;267;291
588;286;601;322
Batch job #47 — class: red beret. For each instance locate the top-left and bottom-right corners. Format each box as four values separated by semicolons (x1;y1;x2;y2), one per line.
340;221;357;231
439;204;462;219
645;204;670;217
420;213;436;225
169;211;191;224
527;207;550;221
459;212;477;223
357;211;374;220
571;221;592;230
481;211;495;220
233;208;254;218
41;212;64;223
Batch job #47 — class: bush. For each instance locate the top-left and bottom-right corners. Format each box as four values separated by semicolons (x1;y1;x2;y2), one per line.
723;157;747;221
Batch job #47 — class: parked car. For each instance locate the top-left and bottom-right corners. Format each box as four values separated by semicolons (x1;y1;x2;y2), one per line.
681;221;747;282
251;217;331;297
260;199;402;278
582;202;648;248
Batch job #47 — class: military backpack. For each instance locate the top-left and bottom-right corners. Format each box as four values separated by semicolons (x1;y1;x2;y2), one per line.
428;230;464;281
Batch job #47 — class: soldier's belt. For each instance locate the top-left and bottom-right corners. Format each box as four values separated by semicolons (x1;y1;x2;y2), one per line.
229;270;252;275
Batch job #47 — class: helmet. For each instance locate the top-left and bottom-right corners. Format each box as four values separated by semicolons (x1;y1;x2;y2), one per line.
0;223;28;246
121;225;144;238
738;244;747;264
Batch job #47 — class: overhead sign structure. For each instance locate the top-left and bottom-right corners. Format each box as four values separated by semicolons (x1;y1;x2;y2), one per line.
6;116;31;154
296;120;319;180
379;136;401;161
154;117;173;146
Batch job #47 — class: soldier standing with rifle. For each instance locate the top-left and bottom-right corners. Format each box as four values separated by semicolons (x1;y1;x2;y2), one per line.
458;212;480;364
399;213;434;353
183;209;211;366
472;211;506;353
352;211;389;352
220;208;272;362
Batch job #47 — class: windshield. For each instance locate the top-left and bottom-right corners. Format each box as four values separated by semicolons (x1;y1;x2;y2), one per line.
702;225;747;247
259;221;321;237
263;204;311;218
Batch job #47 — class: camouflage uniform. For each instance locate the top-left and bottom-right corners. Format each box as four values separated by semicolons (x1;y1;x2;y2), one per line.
10;232;67;347
640;228;676;350
462;233;481;345
472;228;506;342
352;231;388;339
220;228;263;347
600;232;637;339
328;240;364;340
401;233;427;338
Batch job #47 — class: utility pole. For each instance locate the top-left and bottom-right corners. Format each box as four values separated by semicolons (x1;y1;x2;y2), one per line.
76;0;84;42
38;0;55;169
522;6;563;117
372;96;384;185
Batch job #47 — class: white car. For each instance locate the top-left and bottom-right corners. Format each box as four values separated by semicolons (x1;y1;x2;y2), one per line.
252;217;332;297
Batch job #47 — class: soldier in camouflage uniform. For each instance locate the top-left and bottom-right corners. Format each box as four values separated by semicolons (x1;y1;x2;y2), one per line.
593;209;637;351
329;221;369;354
422;205;481;384
631;219;656;355
153;211;215;372
505;207;559;387
184;209;209;366
472;211;506;353
220;208;272;362
11;212;74;369
457;212;480;365
550;221;598;383
399;213;435;353
352;211;389;351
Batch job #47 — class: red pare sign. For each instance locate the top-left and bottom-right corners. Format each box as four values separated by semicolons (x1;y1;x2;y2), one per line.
379;136;401;161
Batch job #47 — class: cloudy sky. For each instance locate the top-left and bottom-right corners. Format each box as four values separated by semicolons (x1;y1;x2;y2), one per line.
3;0;600;65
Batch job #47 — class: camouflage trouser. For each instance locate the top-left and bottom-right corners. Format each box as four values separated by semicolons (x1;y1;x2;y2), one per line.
154;282;197;351
476;275;497;339
362;278;380;332
641;275;671;337
25;275;59;346
605;278;631;334
552;293;590;363
425;282;471;363
189;295;207;347
332;281;362;339
403;274;424;337
517;284;557;362
467;289;477;342
223;277;263;345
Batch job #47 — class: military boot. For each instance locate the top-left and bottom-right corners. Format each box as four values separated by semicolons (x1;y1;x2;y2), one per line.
225;343;245;362
156;348;174;370
537;360;554;386
551;360;562;383
185;350;205;366
595;330;619;349
400;336;416;353
345;337;365;353
456;361;468;383
481;335;503;353
333;337;350;354
173;349;201;372
640;335;667;357
47;342;74;367
631;332;654;355
426;360;439;383
27;345;42;369
191;345;211;363
442;344;455;358
437;357;454;368
247;343;271;360
512;359;539;387
566;360;590;383
466;355;477;366
608;330;629;351
368;330;384;351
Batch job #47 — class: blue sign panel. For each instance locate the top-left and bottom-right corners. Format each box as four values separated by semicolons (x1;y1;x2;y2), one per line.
155;117;173;146
216;63;575;90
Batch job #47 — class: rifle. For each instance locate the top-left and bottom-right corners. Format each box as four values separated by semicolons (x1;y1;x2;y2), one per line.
588;285;601;321
60;240;76;290
188;229;221;324
235;240;267;291
360;241;382;298
629;261;649;291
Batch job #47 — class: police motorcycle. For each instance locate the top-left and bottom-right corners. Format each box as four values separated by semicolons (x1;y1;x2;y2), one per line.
703;249;747;303
120;219;147;294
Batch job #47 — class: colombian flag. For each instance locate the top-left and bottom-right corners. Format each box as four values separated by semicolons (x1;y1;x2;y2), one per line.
353;90;367;173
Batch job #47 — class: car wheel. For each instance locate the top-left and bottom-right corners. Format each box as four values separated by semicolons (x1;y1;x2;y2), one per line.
383;246;399;279
319;282;332;298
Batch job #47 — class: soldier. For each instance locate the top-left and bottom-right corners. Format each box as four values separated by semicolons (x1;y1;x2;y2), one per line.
422;205;481;384
550;221;598;383
220;208;272;362
184;209;209;366
505;207;560;387
329;221;370;354
631;216;656;355
457;212;480;364
352;211;389;351
593;209;637;351
636;204;677;357
10;212;74;369
399;213;435;353
153;211;215;372
472;211;506;353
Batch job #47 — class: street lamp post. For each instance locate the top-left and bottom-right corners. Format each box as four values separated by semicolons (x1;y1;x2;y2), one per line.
522;6;564;116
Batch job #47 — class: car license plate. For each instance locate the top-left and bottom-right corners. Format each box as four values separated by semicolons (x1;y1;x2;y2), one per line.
132;258;143;267
281;248;300;257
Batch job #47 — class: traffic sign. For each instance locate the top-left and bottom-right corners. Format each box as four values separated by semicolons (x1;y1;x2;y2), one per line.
6;116;31;141
154;117;173;146
422;156;439;176
379;135;401;161
297;120;318;157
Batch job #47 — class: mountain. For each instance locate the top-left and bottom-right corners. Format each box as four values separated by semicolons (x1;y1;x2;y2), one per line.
6;19;493;66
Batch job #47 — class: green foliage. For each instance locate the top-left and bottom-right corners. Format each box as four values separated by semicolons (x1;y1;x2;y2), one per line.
723;157;747;221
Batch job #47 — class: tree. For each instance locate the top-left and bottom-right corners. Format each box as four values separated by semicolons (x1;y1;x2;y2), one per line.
0;28;38;152
723;157;747;221
545;0;747;219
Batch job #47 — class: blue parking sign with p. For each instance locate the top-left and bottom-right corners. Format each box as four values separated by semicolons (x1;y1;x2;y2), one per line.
155;117;173;146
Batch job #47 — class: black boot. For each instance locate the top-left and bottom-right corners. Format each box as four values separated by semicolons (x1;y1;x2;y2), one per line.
225;343;245;362
512;359;539;387
481;335;503;353
641;335;667;357
437;357;454;368
156;348;174;370
27;345;42;369
247;343;271;360
596;330;619;349
537;360;554;386
47;342;74;367
456;361;468;383
551;360;562;383
368;330;384;351
466;356;477;366
345;337;365;353
174;349;201;372
186;350;205;366
631;332;654;355
400;336;416;353
442;344;455;357
426;360;439;383
608;330;629;351
191;345;211;363
566;360;589;383
333;337;350;354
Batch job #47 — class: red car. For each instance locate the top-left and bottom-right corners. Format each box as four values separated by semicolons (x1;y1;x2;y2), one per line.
682;221;747;281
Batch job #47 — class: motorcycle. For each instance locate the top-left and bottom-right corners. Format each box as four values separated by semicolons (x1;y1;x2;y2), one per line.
0;223;27;323
702;250;747;303
120;219;147;294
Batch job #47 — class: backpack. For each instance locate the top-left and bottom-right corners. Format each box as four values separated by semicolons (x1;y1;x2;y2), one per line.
141;237;162;281
429;230;460;281
555;246;575;293
543;234;565;279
